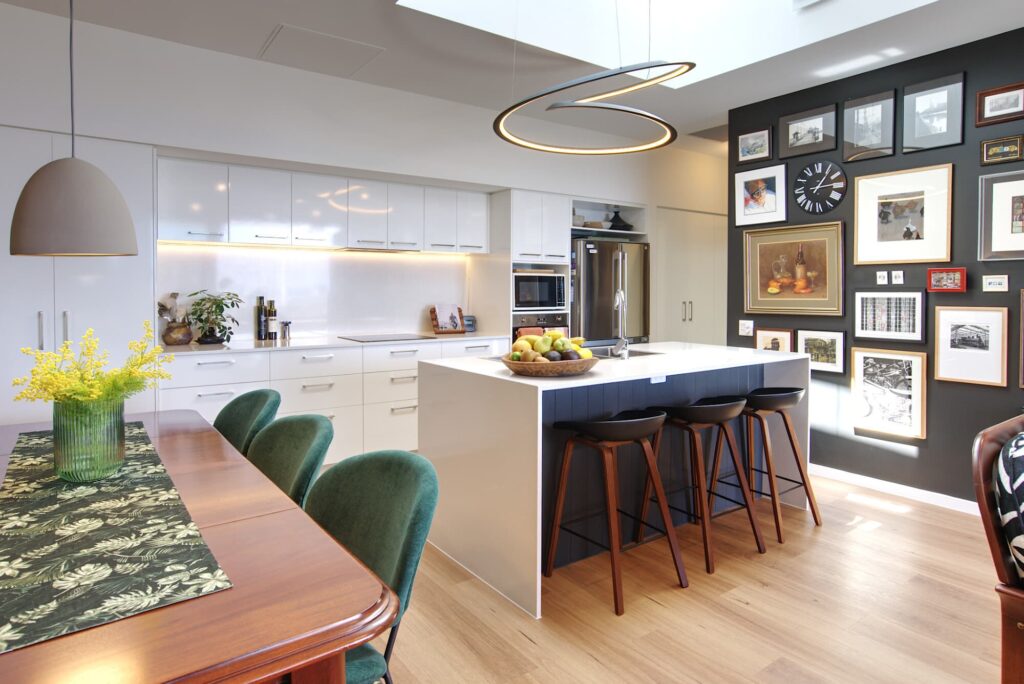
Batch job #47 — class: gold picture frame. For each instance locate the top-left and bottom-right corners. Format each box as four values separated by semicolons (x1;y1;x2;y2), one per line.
743;221;844;316
934;306;1008;387
851;347;927;440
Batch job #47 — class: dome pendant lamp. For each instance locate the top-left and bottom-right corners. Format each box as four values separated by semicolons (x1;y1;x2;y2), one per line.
10;0;137;256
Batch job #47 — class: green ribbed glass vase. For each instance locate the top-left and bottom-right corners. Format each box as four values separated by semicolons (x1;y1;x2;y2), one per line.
52;398;126;482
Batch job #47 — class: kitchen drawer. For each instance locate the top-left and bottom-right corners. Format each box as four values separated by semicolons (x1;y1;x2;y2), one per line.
363;343;441;373
163;352;269;389
159;381;270;422
363;370;418;404
270;346;362;380
363;400;418;452
280;405;363;466
272;374;362;413
441;338;507;359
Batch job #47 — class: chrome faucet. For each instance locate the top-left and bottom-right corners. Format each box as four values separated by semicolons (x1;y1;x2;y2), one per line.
612;288;629;359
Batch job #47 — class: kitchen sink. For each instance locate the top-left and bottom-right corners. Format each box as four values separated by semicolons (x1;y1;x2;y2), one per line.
587;347;660;359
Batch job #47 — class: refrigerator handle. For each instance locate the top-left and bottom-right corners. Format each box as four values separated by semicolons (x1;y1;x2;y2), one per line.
621;249;628;338
611;250;620;336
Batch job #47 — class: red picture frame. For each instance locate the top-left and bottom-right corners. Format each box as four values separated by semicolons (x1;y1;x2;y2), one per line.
926;267;967;293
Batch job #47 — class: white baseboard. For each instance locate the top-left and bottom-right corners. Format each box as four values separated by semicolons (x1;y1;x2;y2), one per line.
809;463;978;516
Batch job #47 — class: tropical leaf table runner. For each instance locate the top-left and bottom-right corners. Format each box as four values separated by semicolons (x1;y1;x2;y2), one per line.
0;422;231;654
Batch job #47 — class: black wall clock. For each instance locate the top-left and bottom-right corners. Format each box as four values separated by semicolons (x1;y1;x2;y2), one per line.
793;160;847;214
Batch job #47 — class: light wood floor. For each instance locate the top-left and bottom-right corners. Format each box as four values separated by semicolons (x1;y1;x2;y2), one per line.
382;476;1001;683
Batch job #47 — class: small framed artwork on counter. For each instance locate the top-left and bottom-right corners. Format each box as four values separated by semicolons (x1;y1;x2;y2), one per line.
737;127;772;164
851;347;927;440
734;164;787;226
779;104;837;158
926;267;967;292
843;90;895;162
854;290;926;342
797;330;845;374
979;170;1024;260
934;306;1008;387
430;304;465;334
755;327;794;352
902;73;964;153
743;221;844;316
976;81;1024;127
981;135;1023;165
854;163;952;264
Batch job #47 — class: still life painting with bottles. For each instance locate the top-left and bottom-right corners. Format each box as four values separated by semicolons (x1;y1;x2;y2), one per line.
757;239;828;300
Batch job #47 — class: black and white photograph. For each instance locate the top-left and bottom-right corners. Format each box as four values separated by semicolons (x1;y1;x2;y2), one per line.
779;104;836;158
843;91;895;161
977;81;1024;126
788;116;823;148
935;306;1008;386
877;191;925;241
985;91;1023;118
902;73;963;152
737;127;771;163
854;291;925;341
852;348;927;439
797;329;845;373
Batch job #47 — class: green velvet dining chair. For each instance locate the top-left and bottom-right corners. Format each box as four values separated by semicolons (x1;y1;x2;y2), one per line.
247;415;333;506
213;389;281;456
304;450;439;684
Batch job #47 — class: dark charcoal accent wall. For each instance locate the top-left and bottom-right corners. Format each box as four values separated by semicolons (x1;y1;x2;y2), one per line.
727;28;1024;500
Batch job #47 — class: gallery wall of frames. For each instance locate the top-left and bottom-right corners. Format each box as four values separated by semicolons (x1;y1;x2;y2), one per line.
727;27;1024;501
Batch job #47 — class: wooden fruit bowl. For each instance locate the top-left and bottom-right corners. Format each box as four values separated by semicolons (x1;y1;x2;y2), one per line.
500;354;599;377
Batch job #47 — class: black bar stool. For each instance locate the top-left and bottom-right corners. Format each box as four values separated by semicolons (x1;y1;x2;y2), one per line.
545;410;687;615
741;387;822;544
640;397;766;574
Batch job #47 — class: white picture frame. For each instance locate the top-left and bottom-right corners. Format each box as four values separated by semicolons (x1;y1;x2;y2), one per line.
934;306;1008;387
852;347;927;439
735;164;787;226
979;170;1024;261
797;330;845;374
854;291;926;341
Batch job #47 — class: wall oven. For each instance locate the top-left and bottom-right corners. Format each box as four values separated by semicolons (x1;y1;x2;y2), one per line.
512;272;566;311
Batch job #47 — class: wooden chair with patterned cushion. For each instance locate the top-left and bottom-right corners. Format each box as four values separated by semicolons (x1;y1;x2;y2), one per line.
972;415;1024;684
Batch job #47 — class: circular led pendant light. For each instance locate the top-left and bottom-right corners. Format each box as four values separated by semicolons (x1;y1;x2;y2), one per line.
10;0;137;256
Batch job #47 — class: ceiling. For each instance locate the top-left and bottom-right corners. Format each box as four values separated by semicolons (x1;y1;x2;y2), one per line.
5;0;1024;153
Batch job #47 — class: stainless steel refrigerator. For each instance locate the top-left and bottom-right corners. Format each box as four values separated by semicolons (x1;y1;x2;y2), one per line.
571;238;649;344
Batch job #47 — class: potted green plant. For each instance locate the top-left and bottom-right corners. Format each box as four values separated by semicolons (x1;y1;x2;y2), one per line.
187;290;243;344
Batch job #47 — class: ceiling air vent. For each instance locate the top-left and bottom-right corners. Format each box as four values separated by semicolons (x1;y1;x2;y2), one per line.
258;24;385;79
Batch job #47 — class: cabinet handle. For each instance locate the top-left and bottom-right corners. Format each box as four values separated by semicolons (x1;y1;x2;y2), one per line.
681;301;687;323
294;236;326;242
37;311;45;350
461;244;484;249
689;301;694;322
546;254;567;258
465;345;490;350
520;252;542;256
389;349;419;355
357;239;386;244
430;243;455;248
255;234;288;240
187;231;225;237
301;382;335;390
391;241;418;246
62;311;70;343
390;374;417;383
302;354;335;360
390;405;418;414
196;360;235;366
197;391;234;398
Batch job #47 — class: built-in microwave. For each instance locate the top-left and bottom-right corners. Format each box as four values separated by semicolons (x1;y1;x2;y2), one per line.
513;272;566;311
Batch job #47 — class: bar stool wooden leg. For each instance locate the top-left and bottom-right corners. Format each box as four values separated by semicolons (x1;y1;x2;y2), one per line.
634;428;661;544
779;409;822;526
544;438;576;577
600;446;625;615
745;414;757;492
685;427;714;574
755;413;785;544
722;423;766;554
639;437;688;588
706;425;725;510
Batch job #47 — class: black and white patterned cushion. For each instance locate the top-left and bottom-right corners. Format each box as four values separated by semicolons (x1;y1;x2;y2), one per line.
995;433;1024;579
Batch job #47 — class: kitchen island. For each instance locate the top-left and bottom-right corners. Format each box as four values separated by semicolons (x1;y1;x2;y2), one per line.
418;342;810;617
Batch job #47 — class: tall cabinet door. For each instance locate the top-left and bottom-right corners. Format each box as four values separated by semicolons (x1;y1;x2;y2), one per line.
456;191;488;253
157;158;228;242
0;126;56;424
347;179;388;249
292;172;348;248
228;166;292;245
424;187;457;252
541;194;571;262
511;190;544;260
53;136;157;413
387;183;424;251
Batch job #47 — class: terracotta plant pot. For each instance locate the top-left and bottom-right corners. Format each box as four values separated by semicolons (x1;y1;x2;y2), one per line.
162;321;193;346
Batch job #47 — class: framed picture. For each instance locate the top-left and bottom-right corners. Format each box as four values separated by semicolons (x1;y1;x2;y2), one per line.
851;348;927;440
797;330;845;374
902;73;964;152
926;267;967;293
737;127;772;164
429;304;465;334
854;164;953;265
743;221;844;316
976;81;1024;127
779;104;837;158
843;90;895;162
734;164;787;226
854;290;925;342
934;306;1008;387
1020;290;1024;388
979;170;1024;261
983;275;1009;292
755;327;794;352
981;135;1023;165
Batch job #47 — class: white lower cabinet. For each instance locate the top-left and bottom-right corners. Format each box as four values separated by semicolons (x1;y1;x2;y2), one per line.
280;406;363;466
363;343;442;373
441;338;509;358
271;374;362;414
163;352;270;388
363;400;418;452
363;370;418;404
160;381;271;422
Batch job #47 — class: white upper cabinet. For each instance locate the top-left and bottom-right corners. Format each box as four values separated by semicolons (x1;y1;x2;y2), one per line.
347;179;388;249
157;158;228;242
456;191;489;253
292;172;348;248
387;183;424;251
541;194;571;262
424;188;457;252
511;190;544;261
228;166;291;245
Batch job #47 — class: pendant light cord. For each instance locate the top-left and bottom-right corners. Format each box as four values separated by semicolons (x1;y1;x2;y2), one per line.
69;0;75;157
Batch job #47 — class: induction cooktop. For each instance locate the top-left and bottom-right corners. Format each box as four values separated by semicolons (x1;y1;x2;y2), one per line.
339;334;437;343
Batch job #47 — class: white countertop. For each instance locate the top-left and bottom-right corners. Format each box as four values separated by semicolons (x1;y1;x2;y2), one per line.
419;341;809;391
162;332;508;355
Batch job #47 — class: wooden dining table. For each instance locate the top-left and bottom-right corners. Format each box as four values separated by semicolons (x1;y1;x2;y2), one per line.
0;410;398;683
